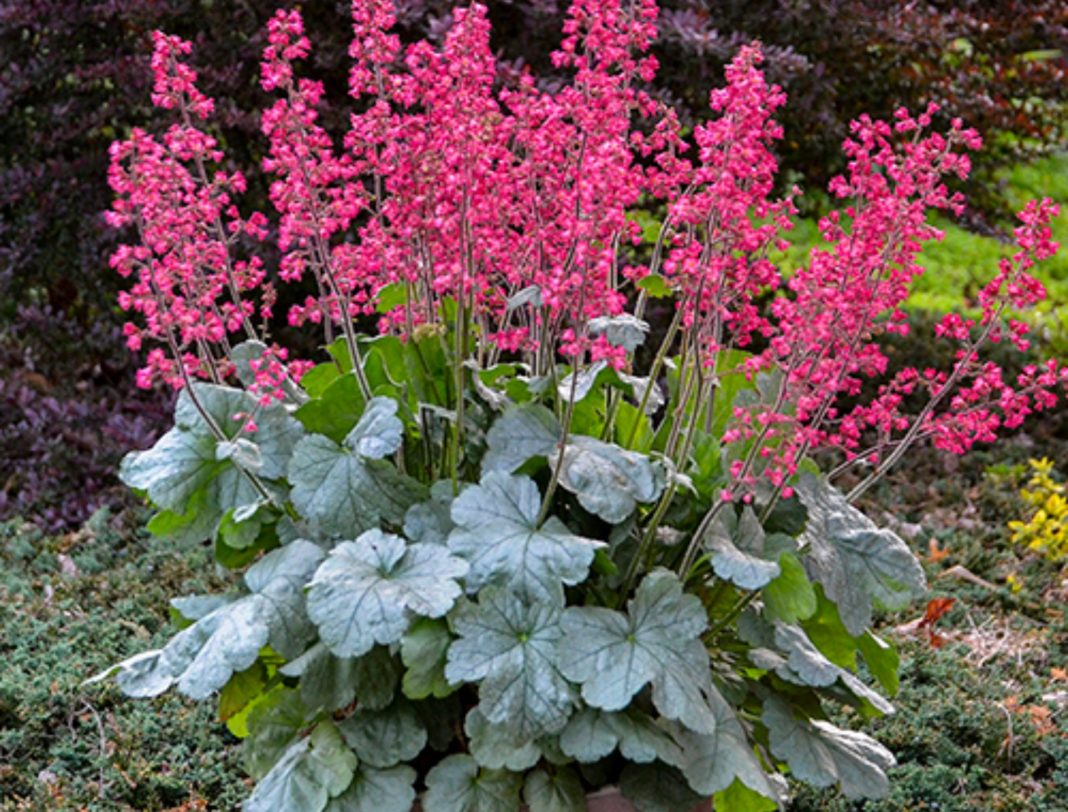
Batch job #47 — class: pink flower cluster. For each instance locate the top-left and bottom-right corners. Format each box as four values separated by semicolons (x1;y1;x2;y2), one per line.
108;0;1066;491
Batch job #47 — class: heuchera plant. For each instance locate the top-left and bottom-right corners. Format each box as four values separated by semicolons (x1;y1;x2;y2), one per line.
94;1;1067;810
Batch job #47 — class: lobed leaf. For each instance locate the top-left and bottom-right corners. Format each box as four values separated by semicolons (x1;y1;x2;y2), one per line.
245;721;357;812
666;691;780;800
762;696;895;800
796;475;926;636
448;472;602;603
522;767;585;812
558;708;682;766
618;763;704;812
97;541;323;700
422;754;523;812
445;589;573;741
326;765;417;812
280;643;398;713
482;403;561;474
306;530;468;658
703;507;782;590
551;435;663;524
588;314;650;351
338;699;427;769
344;396;403;459
557;570;716;734
288;433;426;538
464;708;543;771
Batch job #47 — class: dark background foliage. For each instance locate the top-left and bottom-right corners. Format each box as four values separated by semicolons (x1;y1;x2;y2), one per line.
1;0;1065;530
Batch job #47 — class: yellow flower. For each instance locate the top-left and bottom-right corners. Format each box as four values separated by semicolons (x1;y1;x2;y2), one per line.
1030;457;1055;476
1010;458;1068;561
1045;493;1067;517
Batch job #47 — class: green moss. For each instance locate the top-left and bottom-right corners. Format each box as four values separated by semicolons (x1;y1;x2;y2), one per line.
788;643;1068;812
0;512;246;811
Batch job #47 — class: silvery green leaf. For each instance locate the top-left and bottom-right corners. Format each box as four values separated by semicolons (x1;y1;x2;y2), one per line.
400;618;454;700
403;500;452;545
538;736;570;767
737;608;776;648
732;369;784;410
522;373;553;396
120;427;218;513
619;764;704;812
281;643;398;713
765;623;893;715
448;472;603;603
338;699;426;768
507;285;542;310
770;623;842;687
102;541;323;700
551;436;662;523
618;373;664;415
83;649;170;697
172;594;234;622
212;466;267;518
482;404;561;474
245;721;357;812
347;646;399;710
558;708;682;766
344;397;402;459
703;508;780;590
558;570;716;734
289;434;427;537
666;690;779;799
422;754;523;812
216;438;264;472
605;712;684;766
326;765;417;812
245;539;326;659
523;767;585;812
762;696;895;799
307;530;468;658
557;360;608;403
796;474;926;635
465;708;542;771
175;384;305;481
244;688;310;779
272;516;301;546
588;314;650;351
445;589;573;741
660;459;695;495
403;481;458;545
557;708;617;763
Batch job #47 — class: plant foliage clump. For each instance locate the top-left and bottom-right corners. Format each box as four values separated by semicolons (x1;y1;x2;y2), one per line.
94;1;1067;810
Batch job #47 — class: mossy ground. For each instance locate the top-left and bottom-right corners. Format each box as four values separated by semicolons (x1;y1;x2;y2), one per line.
0;509;247;810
